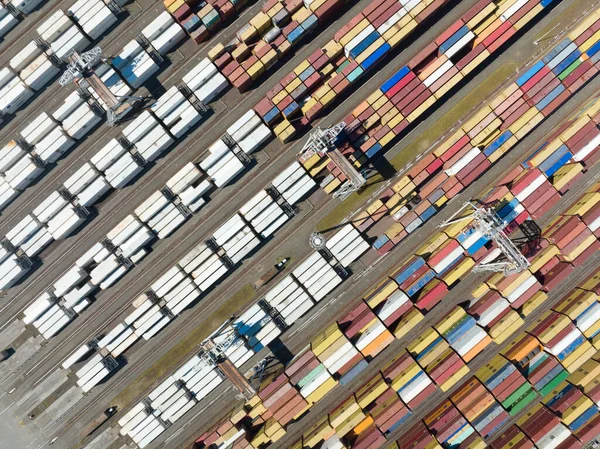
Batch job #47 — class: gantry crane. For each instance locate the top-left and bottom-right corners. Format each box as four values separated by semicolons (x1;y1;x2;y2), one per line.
59;47;144;126
299;123;367;200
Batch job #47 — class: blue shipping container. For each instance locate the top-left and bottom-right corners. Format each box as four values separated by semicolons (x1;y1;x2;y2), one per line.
381;66;410;93
536;84;566;111
484;130;513;157
440;25;470;54
415;336;444;361
467;237;488;256
569;405;599;431
546;383;575;408
393;257;426;285
445;316;476;344
406;270;436;297
366;142;383;158
557;335;586;360
420;205;437;222
544;151;573;177
543;38;571;64
339;359;368;385
552;49;581;75
347;66;364;83
361;43;391;71
385;411;412;435
350;31;381;59
534;365;565;390
486;363;516;390
373;234;390;250
516;61;545;86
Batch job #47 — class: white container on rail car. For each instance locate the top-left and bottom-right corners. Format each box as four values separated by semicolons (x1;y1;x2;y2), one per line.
189;253;222;281
51;26;90;59
76;242;104;268
93;246;111;264
110;332;138;357
137;423;166;448
160;395;191;422
0;179;19;211
178;243;212;273
21;113;57;146
134;310;164;336
76;360;104;386
122;110;157;143
41;313;72;339
53;265;86;297
97;323;128;349
338;240;369;268
164;399;195;425
37;10;72;42
34;128;75;163
90;255;120;285
142;315;171;340
281;295;312;325
146;201;175;228
230;114;261;143
133;304;161;330
21;227;53;257
151;266;185;298
135;127;174;162
182;58;216;90
10;0;43;14
118;403;147;429
107;215;140;246
81;366;110;393
151;86;184;118
21;55;60;91
199;145;229;173
125;413;155;439
0;7;18;38
90;139;128;171
240;190;270;219
32;303;60;328
33;191;68;223
81;7;117;41
213;213;245;246
0;80;34;114
273;163;305;196
10;41;42;73
7;214;40;246
193;262;227;292
64;107;102;141
23;292;53;324
158;98;191;127
112;40;144;70
0;140;27;172
48;209;85;240
131;417;162;444
62;344;93;370
0;254;28;289
36;307;67;335
309;270;342;301
248;201;281;228
64;164;98;195
135;191;169;222
189;371;222;398
142;11;174;41
170;106;202;139
166;163;202;195
123;52;159;89
238;124;271;154
179;181;211;210
105;327;134;353
194;72;228;104
156;212;186;239
4;155;43;190
104;153;143;188
211;156;245;187
53;91;85;123
120;227;153;258
62;281;94;309
96;65;132;99
100;265;128;289
120;409;150;437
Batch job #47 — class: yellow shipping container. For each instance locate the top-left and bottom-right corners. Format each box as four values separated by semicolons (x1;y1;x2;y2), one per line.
562;396;594;425
472;15;499;42
334;408;366;437
302;153;322;170
563;342;596;373
167;0;185;12
408;96;437;122
440;365;470;392
266;1;284;17
556;290;597;319
489;310;522;339
472;284;490;300
474;127;501;149
565;192;600;216
569;359;600;388
442;257;475;286
514;4;544;31
240;25;258;43
435;194;448;208
508;107;540;135
339;18;370;46
320;89;337;107
365;281;399;308
294;60;311;76
487;135;518;163
273;88;288;104
529;245;560;272
308;0;327;11
386;221;405;239
390;363;421;391
434;72;465;98
356;37;386;64
436;307;467;334
552;163;583;191
248;61;265;80
207;43;225;61
393;308;423;339
419;340;450;368
314;334;346;360
567;10;600;40
408;328;439;355
493;318;524;344
329;397;360;427
500;271;534;297
434;129;467;158
250;11;272;34
584;319;600;339
286;77;302;94
515;111;543;140
463;107;494;134
466;3;497;28
248;402;267;419
303;416;333;447
416;233;449;256
306;377;338;404
521;291;548;316
356;377;388;408
581;29;600;54
363;112;381;131
323;40;343;59
559;116;590;143
489;84;519;110
536;315;571;343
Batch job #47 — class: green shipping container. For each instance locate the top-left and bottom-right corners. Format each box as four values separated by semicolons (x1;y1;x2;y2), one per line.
297;364;326;389
502;382;533;410
539;369;570;398
336;60;352;74
347;66;364;83
558;58;583;81
509;390;538;416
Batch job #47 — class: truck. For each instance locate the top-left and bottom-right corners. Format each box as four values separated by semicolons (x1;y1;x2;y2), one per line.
253;258;289;290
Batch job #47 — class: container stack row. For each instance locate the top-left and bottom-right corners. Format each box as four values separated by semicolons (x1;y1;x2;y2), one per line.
163;0;250;45
73;351;119;393
0;3;20;39
299;0;594;196
206;0;351;93
189;169;600;449
347;13;600;255
252;0;450;143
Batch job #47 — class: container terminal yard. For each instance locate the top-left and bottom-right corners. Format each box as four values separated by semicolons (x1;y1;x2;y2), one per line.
1;0;600;448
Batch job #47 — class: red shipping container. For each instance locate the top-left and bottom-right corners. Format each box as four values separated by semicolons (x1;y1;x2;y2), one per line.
568;65;599;94
382;353;414;382
495;88;525;116
415;0;447;23
461;0;493;24
433;358;464;385
563;60;594;88
414;280;447;312
541;89;572;117
456;43;487;71
481;20;513;48
439;134;471;162
480;410;510;437
258;373;290;400
540;262;575;291
407;382;437;410
571;239;600;266
530;191;561;220
385;71;417;100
